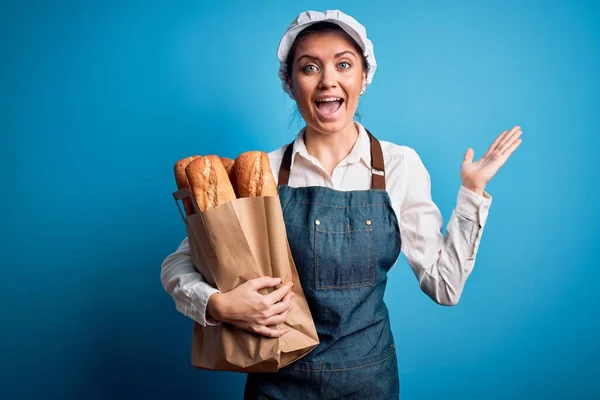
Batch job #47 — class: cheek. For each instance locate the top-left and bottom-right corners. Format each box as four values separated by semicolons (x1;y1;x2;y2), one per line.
343;73;363;92
343;76;363;102
292;77;315;107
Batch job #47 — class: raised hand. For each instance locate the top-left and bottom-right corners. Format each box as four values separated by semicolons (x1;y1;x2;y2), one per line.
460;125;523;195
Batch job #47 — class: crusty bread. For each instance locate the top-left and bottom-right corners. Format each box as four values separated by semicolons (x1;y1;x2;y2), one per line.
233;151;278;197
185;155;237;212
220;157;238;197
174;155;200;215
221;157;234;176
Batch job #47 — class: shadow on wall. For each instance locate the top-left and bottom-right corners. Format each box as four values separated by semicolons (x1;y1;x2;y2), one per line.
77;109;269;398
3;108;276;399
77;238;248;399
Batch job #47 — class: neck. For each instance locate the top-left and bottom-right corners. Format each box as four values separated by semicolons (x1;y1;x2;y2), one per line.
304;122;360;169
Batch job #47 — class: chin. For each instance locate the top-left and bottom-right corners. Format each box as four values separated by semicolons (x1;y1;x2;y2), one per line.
309;118;353;135
307;106;355;133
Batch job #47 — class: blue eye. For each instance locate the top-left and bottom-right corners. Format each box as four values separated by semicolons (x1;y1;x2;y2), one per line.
302;65;318;73
339;62;351;69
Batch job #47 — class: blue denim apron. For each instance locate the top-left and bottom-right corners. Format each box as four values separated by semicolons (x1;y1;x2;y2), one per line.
244;130;402;399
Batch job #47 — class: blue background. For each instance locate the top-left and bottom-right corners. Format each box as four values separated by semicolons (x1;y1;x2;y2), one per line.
2;0;598;399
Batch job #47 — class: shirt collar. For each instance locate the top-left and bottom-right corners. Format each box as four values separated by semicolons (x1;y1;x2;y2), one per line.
289;122;372;170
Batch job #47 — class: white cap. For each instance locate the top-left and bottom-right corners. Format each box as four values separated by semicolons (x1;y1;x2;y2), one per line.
276;10;377;100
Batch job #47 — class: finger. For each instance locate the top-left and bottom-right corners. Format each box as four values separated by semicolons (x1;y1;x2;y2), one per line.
497;126;521;150
265;292;294;317
463;148;474;164
254;325;290;338
264;282;294;304
483;130;508;158
501;138;522;156
260;308;291;326
279;290;295;305
249;276;282;291
499;129;523;153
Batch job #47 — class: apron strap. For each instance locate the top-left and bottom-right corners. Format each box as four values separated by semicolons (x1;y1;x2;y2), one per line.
278;138;295;189
367;129;386;191
277;128;386;191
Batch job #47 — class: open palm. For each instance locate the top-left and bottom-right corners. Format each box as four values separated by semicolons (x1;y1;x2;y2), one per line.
460;125;523;193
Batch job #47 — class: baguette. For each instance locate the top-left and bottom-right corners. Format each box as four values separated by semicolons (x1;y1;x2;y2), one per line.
220;157;238;197
221;157;235;176
185;155;237;212
174;155;200;215
233;151;278;197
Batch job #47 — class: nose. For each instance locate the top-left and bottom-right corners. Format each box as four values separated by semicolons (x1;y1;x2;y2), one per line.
318;65;338;90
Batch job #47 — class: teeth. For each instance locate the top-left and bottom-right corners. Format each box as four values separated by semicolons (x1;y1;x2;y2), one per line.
316;97;342;102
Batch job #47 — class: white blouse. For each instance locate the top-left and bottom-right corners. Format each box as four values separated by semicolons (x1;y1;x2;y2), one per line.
160;122;492;326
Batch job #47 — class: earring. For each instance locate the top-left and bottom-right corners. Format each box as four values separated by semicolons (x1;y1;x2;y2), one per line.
360;88;365;95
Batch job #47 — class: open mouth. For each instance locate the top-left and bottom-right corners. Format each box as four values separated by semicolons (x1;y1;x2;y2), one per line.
314;97;344;118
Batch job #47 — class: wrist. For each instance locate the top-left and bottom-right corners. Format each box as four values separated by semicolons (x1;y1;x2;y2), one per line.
462;182;485;196
207;292;226;322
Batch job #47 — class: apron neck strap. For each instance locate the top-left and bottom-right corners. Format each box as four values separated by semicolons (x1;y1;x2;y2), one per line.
277;128;386;191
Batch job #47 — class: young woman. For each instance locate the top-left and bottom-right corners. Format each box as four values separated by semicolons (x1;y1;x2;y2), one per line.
161;9;522;399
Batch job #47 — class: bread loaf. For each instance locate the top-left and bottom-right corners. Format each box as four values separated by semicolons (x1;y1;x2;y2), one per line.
185;155;237;212
221;157;234;176
174;155;200;215
220;157;238;197
233;151;278;197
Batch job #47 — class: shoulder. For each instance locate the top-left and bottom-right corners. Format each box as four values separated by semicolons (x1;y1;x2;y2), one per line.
378;139;423;166
266;143;290;185
376;139;432;202
267;143;288;162
267;143;288;166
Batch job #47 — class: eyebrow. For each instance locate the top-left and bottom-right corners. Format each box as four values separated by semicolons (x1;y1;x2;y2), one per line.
296;50;357;63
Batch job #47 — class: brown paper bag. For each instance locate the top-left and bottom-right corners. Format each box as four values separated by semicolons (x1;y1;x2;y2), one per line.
172;188;319;373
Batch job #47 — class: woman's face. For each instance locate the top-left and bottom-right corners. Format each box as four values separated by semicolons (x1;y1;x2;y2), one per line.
289;31;367;135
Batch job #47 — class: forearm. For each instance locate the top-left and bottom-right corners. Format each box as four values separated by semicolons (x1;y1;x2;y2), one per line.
403;185;492;305
160;237;221;326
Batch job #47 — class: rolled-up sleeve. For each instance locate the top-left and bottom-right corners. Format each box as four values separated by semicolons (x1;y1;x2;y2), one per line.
398;148;492;305
160;237;221;326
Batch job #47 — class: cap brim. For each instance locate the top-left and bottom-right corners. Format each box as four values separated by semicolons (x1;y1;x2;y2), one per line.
277;19;367;63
